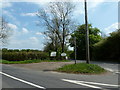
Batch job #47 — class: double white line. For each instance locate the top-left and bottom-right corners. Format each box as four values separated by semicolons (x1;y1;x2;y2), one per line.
62;79;119;89
0;71;46;89
104;68;120;74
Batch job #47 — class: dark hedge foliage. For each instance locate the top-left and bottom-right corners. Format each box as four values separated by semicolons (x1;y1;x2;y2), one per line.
92;30;120;62
2;49;49;61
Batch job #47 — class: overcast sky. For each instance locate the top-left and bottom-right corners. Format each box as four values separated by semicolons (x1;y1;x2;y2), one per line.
1;0;118;50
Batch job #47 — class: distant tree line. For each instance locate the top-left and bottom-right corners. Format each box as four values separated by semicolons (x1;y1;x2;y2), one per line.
2;48;42;52
2;49;49;61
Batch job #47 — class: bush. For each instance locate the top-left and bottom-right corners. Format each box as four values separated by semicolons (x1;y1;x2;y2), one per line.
92;30;120;62
2;49;49;61
66;50;74;60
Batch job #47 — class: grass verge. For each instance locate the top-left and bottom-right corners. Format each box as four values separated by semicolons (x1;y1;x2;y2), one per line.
0;59;70;64
56;63;106;74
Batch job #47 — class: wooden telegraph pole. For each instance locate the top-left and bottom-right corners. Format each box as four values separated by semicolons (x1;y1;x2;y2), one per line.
84;0;90;64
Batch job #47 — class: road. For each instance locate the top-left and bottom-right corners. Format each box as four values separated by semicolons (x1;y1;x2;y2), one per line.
0;61;119;90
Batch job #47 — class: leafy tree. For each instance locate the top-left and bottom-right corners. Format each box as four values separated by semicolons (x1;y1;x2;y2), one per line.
93;29;120;61
37;2;75;54
69;24;102;60
44;42;56;52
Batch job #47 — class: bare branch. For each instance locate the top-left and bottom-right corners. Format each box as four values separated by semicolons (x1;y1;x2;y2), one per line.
37;2;75;52
0;17;12;46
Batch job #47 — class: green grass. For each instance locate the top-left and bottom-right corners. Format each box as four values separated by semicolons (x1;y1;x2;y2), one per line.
0;59;70;64
56;63;106;74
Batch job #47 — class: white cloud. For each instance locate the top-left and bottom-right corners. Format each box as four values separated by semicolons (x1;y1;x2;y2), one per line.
29;37;41;47
104;22;118;36
22;28;29;33
36;32;43;35
73;3;84;15
2;2;12;8
21;12;38;16
0;2;12;9
2;10;15;20
7;29;44;50
8;36;43;50
88;0;105;8
2;0;118;2
74;0;105;16
29;37;39;42
2;10;20;25
8;23;17;30
2;0;53;3
33;20;40;24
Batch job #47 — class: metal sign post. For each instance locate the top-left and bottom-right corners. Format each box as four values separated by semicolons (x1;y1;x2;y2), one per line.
74;37;77;64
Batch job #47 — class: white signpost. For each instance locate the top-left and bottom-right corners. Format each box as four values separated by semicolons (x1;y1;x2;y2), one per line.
61;53;66;57
50;52;56;57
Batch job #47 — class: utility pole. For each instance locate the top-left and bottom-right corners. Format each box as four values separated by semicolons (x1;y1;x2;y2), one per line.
74;36;77;64
84;0;90;64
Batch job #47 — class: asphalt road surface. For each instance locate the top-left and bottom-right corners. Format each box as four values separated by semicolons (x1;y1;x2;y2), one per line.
0;61;119;90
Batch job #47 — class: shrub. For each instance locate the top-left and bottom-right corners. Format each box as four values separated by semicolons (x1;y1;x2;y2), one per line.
2;49;49;61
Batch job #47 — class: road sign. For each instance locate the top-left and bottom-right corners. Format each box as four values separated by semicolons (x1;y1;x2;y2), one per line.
61;53;66;56
50;52;56;57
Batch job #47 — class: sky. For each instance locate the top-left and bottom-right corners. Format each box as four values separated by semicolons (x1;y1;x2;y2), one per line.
1;0;118;50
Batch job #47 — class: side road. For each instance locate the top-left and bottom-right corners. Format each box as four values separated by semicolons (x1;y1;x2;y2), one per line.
3;60;119;74
1;64;119;89
3;62;74;71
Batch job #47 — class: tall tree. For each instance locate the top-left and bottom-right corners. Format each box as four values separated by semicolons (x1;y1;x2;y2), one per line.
93;29;120;61
69;24;102;60
37;2;75;53
0;17;11;45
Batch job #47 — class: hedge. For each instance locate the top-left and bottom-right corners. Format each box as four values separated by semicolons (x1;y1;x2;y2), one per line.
92;30;120;61
2;49;49;61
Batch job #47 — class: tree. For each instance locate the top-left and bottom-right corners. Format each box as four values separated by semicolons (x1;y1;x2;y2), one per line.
93;29;120;61
69;24;102;60
44;42;57;52
0;17;11;45
37;2;75;54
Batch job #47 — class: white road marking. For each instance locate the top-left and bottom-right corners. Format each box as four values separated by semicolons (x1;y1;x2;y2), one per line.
62;79;119;89
76;80;119;87
62;79;102;89
115;72;120;74
0;71;46;89
104;68;120;74
104;68;114;72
